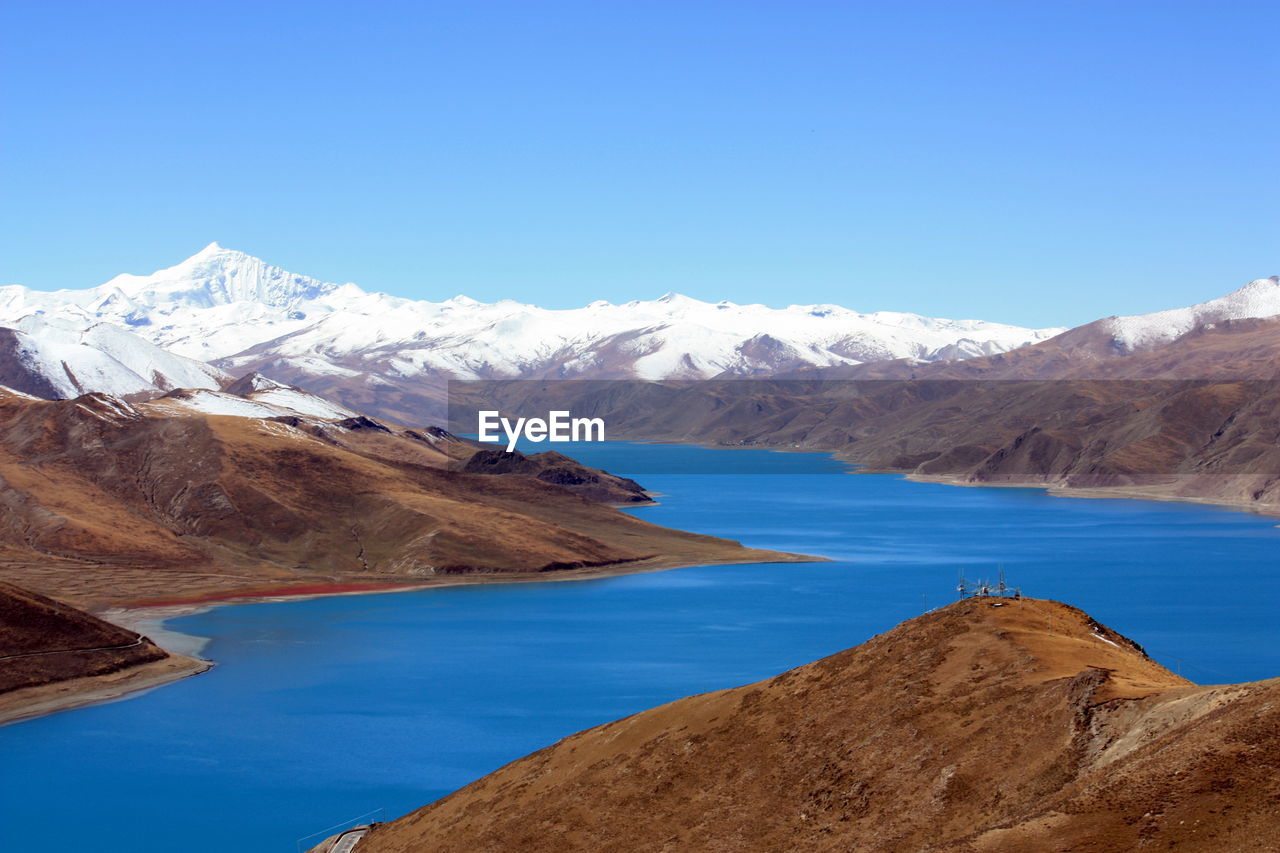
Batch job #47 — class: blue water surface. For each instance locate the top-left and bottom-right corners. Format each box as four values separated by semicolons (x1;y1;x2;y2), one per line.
2;442;1278;851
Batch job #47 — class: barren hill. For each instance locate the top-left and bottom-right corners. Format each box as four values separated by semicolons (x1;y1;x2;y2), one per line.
358;597;1280;852
455;310;1280;510
0;579;207;724
0;579;165;694
0;388;804;610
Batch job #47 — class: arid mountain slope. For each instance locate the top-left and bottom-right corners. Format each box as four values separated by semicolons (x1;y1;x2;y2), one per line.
455;308;1280;510
0;579;166;695
0;579;209;725
771;292;1280;384
459;448;650;505
358;598;1279;853
0;387;803;609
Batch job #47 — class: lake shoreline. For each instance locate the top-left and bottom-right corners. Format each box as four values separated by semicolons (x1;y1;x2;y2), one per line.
602;438;1280;518
3;546;823;726
9;436;1278;730
0;653;211;727
8;440;1279;851
898;471;1280;519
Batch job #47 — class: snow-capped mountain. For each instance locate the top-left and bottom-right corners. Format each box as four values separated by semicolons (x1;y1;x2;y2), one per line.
0;242;349;361
0;315;227;399
4;243;1276;423
0;243;1065;385
1100;276;1280;352
974;274;1280;372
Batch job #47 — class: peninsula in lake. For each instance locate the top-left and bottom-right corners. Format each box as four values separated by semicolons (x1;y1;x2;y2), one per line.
0;372;809;721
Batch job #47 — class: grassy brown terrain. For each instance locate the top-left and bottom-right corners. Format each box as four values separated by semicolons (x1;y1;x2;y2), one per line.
358;597;1280;853
458;448;652;505
0;578;209;724
0;382;810;720
0;579;165;693
0;388;809;611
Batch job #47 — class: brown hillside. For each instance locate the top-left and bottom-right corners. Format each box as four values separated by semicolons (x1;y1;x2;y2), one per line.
0;389;806;609
0;579;166;695
452;313;1280;509
459;448;651;505
359;598;1280;853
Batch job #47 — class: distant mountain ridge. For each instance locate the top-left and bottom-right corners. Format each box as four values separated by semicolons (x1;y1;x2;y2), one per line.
2;244;1276;428
0;245;1065;418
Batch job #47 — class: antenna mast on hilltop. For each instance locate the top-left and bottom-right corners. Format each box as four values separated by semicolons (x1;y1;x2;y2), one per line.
956;567;1022;600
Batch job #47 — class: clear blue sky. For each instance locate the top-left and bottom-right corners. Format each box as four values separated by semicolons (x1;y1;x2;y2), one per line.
1;0;1275;327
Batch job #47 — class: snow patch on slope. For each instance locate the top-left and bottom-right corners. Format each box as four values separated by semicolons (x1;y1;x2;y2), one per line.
250;387;358;419
1104;276;1280;352
147;386;357;421
0;317;227;398
147;390;289;419
1;320;221;398
0;384;41;400
77;322;226;390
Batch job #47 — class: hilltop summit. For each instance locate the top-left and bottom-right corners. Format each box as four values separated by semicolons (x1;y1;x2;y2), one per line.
357;597;1280;852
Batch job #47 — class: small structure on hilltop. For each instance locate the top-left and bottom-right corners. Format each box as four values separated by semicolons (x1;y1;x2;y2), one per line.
957;568;1021;600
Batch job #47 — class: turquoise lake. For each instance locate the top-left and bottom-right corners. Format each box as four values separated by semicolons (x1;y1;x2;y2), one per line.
2;442;1278;851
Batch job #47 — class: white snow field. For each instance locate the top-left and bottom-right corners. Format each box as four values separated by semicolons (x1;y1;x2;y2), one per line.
0;243;1068;384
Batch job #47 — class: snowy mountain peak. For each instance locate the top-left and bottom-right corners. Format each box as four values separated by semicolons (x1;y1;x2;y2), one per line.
1104;276;1280;352
655;291;700;306
223;371;288;395
2;245;1070;397
1234;275;1280;297
100;244;344;311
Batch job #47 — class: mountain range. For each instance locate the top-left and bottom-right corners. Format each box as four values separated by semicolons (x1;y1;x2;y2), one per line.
3;244;1279;519
3;244;1278;429
1;243;1066;420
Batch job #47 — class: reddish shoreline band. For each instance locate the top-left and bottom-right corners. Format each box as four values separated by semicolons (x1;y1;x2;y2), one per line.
133;581;439;608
